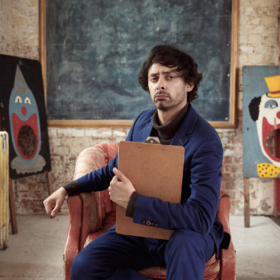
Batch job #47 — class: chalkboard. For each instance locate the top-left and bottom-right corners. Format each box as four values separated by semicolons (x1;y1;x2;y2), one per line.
45;0;235;122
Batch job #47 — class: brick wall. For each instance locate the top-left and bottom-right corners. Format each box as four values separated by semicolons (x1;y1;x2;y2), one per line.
227;0;279;215
0;0;279;214
0;0;38;60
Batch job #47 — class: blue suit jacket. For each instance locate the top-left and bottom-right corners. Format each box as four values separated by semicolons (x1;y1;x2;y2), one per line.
77;104;230;257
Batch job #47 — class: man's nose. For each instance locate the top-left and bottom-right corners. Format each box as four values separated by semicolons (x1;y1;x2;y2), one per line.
157;76;166;90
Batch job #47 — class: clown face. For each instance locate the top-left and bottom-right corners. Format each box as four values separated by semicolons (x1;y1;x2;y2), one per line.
250;93;280;167
9;65;41;166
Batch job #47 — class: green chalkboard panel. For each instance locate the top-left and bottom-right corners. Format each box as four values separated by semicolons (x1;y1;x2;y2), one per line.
46;0;232;121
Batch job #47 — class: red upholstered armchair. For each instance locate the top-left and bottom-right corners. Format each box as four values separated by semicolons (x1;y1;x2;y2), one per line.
63;143;236;280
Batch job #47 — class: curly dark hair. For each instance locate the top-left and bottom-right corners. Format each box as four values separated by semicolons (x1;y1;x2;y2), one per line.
138;45;203;103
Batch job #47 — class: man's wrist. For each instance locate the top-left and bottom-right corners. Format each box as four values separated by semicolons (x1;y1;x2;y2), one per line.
59;187;67;196
62;181;82;196
125;191;139;218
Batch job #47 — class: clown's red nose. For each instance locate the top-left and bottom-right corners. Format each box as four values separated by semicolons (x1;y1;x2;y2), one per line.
277;111;280;119
21;106;27;116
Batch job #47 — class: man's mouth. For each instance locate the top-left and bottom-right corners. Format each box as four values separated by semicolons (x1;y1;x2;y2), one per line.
12;113;39;160
155;91;170;100
155;95;168;99
262;117;280;162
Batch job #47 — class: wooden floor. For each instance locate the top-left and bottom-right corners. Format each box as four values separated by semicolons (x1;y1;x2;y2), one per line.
0;215;279;280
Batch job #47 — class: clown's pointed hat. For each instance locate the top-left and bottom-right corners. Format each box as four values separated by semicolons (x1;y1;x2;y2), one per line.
264;75;280;98
14;65;28;94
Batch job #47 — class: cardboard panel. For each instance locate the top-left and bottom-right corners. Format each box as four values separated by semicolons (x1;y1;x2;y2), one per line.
116;141;184;239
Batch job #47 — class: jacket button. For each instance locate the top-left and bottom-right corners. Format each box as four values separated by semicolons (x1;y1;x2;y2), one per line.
146;221;151;226
142;220;146;224
155;223;159;227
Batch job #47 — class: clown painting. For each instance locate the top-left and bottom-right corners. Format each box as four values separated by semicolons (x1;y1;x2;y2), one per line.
0;55;51;180
243;67;280;178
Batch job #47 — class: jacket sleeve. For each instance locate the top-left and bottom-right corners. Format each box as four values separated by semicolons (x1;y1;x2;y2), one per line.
75;112;143;192
132;138;223;236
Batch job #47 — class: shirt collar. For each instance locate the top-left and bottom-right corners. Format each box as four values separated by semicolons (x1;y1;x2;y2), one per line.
152;104;189;140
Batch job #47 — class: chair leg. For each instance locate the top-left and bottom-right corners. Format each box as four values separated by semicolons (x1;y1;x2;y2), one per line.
244;178;250;228
9;179;17;234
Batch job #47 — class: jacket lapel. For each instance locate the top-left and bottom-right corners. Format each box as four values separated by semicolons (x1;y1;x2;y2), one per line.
170;104;197;147
141;116;154;142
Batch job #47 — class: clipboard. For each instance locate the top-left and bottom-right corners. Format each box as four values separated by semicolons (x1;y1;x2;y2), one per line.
116;141;184;240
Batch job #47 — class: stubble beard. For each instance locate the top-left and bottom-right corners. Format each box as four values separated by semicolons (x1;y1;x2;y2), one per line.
152;88;186;112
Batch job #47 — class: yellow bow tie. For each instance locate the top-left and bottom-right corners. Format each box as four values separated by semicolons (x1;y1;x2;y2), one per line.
257;163;280;178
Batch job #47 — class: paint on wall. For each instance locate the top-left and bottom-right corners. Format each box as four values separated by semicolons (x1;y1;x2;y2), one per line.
243;66;280;178
0;54;51;179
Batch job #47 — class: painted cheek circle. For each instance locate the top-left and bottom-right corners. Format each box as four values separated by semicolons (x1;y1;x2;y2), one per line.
21;106;27;116
277;111;280;119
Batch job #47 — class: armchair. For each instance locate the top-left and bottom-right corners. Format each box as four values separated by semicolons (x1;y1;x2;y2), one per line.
63;143;236;280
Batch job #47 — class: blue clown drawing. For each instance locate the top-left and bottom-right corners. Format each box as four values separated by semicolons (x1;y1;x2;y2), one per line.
9;65;46;174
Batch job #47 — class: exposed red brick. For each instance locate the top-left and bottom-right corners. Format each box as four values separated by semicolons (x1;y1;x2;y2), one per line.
221;173;233;181
231;165;238;173
232;136;243;145
224;164;232;172
223;156;232;164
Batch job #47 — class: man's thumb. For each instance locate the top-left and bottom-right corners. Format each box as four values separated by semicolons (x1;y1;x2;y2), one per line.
113;168;125;181
51;204;60;217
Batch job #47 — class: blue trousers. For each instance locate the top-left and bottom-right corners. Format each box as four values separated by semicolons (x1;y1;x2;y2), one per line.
71;225;215;280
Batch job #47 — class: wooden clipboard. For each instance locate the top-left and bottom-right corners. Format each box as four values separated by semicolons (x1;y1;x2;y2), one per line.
116;141;184;240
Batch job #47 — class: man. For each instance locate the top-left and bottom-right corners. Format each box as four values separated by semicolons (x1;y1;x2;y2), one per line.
44;45;230;280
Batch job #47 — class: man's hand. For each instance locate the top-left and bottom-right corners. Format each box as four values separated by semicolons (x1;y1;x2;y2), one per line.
43;187;67;217
108;168;136;209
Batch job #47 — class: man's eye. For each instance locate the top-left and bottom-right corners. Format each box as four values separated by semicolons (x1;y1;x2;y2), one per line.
168;76;174;79
151;77;157;81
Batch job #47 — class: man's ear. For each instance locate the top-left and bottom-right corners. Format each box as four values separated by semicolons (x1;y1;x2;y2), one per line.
186;83;194;92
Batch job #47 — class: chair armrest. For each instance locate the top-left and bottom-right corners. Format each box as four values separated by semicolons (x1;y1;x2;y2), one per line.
217;192;236;280
217;192;231;234
79;192;101;249
63;143;119;280
63;192;101;280
63;195;82;280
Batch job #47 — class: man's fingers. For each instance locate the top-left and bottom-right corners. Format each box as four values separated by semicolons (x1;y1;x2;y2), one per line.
51;204;61;217
43;199;53;215
43;197;61;217
110;176;118;184
43;187;67;216
113;168;126;182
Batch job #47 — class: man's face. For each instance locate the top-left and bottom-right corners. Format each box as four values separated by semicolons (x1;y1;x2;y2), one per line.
148;63;194;112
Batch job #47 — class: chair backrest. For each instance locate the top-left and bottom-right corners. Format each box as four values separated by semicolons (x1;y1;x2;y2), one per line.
73;142;119;228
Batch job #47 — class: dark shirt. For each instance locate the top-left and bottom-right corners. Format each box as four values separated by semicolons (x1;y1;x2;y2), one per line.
151;103;189;145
